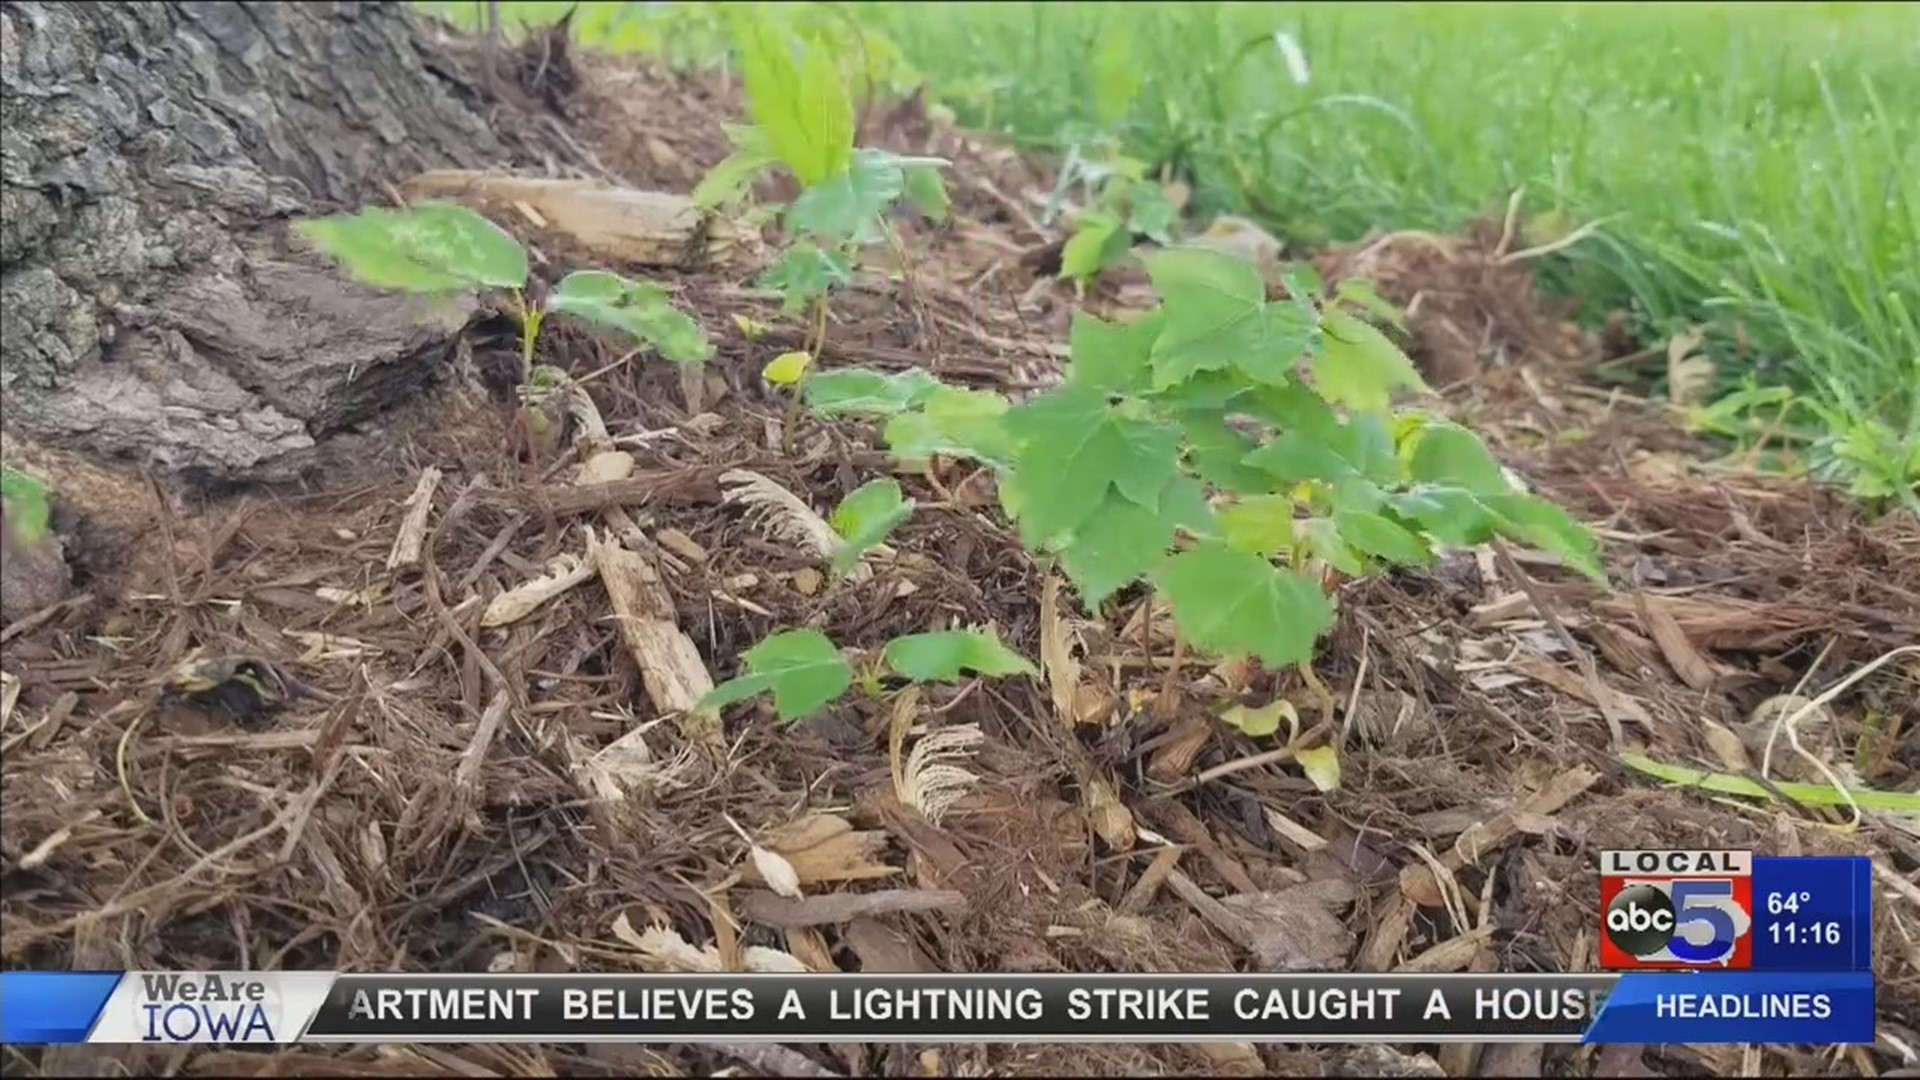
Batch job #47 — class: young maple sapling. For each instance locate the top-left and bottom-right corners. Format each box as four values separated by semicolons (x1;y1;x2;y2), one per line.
294;202;712;462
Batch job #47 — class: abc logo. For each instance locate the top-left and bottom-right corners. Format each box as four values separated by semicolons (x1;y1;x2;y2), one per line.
1605;884;1677;956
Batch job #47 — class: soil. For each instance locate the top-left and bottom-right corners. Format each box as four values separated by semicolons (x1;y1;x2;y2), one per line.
3;24;1916;1080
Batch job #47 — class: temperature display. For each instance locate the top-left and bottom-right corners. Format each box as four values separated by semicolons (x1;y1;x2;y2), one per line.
1750;857;1873;971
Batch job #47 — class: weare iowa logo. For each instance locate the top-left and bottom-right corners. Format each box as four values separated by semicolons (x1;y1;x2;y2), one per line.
132;973;281;1043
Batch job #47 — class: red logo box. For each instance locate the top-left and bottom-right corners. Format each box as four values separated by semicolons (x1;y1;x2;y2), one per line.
1599;849;1754;970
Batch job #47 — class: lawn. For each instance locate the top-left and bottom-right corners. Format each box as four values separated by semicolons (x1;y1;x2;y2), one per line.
421;0;1919;506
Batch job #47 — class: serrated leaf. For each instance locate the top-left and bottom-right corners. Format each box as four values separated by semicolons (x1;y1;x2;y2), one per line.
1388;485;1502;548
763;350;813;386
1311;308;1428;413
1003;383;1180;545
1481;493;1606;581
548;270;712;363
1061;208;1130;282
884;386;1014;467
1333;509;1433;566
829;478;912;576
699;628;854;723
1408;421;1512;495
805;367;942;415
1068;309;1161;394
1221;699;1299;738
1219;494;1297;556
693;124;780;208
787;149;906;242
1153;543;1334;669
1178;414;1270;494
902;164;951;222
883;628;1036;683
1155;473;1220;538
1295;744;1342;792
740;27;853;187
295;202;527;293
1056;495;1174;605
1146;248;1308;388
758;243;854;312
1335;278;1405;329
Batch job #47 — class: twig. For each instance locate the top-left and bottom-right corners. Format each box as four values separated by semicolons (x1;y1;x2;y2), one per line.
1761;644;1920;829
711;1043;841;1080
737;888;968;928
1491;538;1624;751
1495;215;1620;266
455;689;513;794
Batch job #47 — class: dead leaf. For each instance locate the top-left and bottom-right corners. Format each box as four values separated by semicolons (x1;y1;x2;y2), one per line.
1221;699;1298;739
747;814;898;887
1295;744;1342;792
576;449;635;486
1666;326;1716;407
1699;718;1754;772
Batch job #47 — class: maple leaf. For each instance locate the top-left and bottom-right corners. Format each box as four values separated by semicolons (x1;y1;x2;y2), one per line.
1145;249;1311;389
1056;495;1175;605
884;385;1015;467
700;629;854;723
1002;383;1179;546
829;478;912;577
1152;543;1334;668
883;628;1036;682
1310;308;1429;413
1406;420;1513;495
1069;309;1162;395
805;367;941;415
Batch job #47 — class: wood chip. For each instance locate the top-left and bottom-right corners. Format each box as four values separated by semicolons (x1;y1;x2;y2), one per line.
738;888;967;928
656;527;707;563
591;534;713;716
1399;765;1600;908
1637;591;1719;690
386;466;443;571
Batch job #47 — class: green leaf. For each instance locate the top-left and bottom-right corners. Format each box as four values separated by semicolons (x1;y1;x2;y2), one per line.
1126;183;1176;244
758;243;854;312
883;628;1036;683
1068;309;1161;395
1218;494;1297;556
1145;249;1308;388
1388;485;1502;548
1335;278;1405;329
739;27;853;187
1091;22;1142;126
548;271;713;363
1297;517;1366;576
902;164;951;222
1407;421;1512;495
692;124;780;208
1055;495;1174;606
1311;308;1428;413
1060;208;1130;282
1155;473;1220;539
1220;699;1298;738
1;468;52;548
787;149;906;242
1333;509;1434;566
1178;414;1270;494
1242;388;1398;487
1481;492;1606;581
1002;383;1180;545
805;367;942;415
1295;744;1342;792
1152;542;1334;668
295;202;527;293
1283;264;1325;301
698;628;854;723
829;478;913;577
884;385;1015;467
1619;752;1920;814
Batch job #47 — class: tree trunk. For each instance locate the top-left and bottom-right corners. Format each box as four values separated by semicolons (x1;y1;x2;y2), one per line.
0;1;519;618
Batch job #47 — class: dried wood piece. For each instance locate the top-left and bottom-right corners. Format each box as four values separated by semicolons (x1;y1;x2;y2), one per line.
1117;846;1183;915
1636;591;1720;690
386;466;443;571
738;888;968;928
400;170;761;267
591;533;713;715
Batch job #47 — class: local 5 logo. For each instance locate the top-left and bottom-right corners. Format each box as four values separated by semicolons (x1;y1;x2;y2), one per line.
1601;877;1754;968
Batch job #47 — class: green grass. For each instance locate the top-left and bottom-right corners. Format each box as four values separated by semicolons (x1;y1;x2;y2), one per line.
419;1;1920;506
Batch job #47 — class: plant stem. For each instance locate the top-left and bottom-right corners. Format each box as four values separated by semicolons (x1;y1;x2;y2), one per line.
783;298;830;456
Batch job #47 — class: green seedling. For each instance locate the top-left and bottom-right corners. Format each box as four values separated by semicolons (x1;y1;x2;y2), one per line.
711;246;1602;727
1;468;52;549
695;25;951;357
295;203;713;383
698;626;1034;724
1055;151;1178;284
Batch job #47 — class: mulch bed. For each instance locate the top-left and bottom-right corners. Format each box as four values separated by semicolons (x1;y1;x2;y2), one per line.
3;22;1916;1079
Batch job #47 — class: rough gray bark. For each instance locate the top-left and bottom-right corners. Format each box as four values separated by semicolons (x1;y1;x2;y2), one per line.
0;1;509;488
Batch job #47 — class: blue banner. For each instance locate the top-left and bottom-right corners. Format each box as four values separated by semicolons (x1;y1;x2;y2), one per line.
0;972;124;1044
1750;856;1873;971
1586;970;1875;1044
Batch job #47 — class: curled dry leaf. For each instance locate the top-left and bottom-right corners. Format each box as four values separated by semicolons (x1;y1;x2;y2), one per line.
752;845;805;899
481;551;597;628
899;724;985;827
576;449;636;486
720;469;873;581
609;913;808;973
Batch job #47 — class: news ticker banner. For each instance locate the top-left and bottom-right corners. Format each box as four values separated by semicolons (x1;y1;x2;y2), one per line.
0;970;1877;1046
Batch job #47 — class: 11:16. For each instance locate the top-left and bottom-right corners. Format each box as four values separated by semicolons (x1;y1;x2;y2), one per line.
1768;921;1844;947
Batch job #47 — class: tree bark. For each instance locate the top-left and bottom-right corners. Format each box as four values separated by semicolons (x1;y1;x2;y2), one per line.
0;1;509;489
